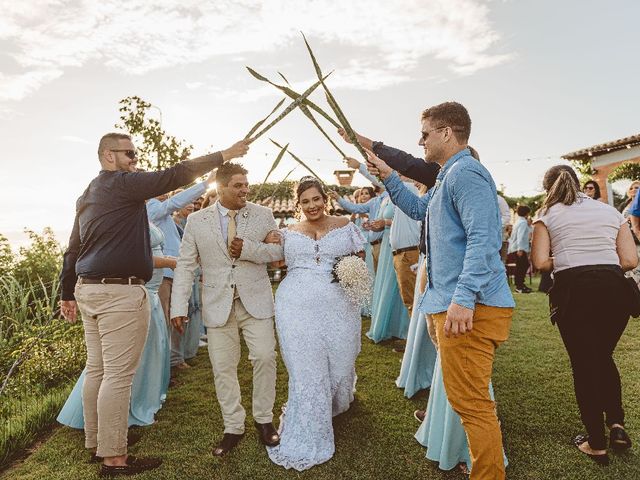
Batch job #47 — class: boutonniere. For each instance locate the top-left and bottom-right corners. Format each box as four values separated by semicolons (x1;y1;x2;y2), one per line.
242;211;248;219
434;179;441;189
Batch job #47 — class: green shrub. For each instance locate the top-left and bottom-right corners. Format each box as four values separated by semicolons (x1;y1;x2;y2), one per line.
0;275;61;349
3;321;85;397
13;228;62;290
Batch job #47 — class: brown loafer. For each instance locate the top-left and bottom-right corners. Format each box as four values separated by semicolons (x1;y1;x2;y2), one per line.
212;433;244;457
414;409;426;423
99;456;162;477
254;421;280;446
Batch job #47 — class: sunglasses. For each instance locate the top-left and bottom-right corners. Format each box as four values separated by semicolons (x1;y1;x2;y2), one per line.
420;125;465;142
111;149;138;160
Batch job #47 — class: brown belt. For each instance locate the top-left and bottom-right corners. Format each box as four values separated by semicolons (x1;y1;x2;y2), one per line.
370;239;382;246
79;277;145;285
393;246;419;256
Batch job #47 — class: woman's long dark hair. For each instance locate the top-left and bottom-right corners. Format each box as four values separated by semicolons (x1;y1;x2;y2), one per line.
583;180;601;200
541;165;581;214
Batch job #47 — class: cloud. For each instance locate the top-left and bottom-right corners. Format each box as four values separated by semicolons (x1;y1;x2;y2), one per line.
58;135;92;144
0;0;511;101
0;69;63;101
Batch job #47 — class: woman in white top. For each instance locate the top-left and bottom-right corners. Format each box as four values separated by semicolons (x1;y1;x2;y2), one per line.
531;165;637;466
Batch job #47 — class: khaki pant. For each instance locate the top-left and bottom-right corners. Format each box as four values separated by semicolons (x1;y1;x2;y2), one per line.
158;277;184;367
433;305;512;480
392;248;419;316
371;242;381;272
207;297;277;434
75;282;150;458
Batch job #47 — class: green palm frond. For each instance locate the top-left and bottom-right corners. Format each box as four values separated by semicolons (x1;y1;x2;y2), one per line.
247;74;330;143
301;32;368;162
246;67;340;128
244;98;286;140
270;139;326;186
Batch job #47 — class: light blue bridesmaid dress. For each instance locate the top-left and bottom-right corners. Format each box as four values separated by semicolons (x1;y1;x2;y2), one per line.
57;223;171;428
182;268;203;360
366;199;410;342
414;353;508;471
353;216;374;316
395;253;437;397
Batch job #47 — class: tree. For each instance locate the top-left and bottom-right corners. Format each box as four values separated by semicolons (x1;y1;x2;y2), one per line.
13;228;63;287
115;96;193;171
607;161;640;183
503;193;546;214
570;159;596;183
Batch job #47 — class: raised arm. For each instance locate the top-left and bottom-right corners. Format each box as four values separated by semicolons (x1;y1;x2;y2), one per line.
373;143;439;188
333;194;375;214
337;128;439;187
124;140;248;202
383;173;429;221
147;181;207;222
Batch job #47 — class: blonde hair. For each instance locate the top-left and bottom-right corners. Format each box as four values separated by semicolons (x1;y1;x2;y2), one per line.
541;165;581;214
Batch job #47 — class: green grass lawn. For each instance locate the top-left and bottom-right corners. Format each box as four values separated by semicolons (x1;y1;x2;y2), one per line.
2;283;639;479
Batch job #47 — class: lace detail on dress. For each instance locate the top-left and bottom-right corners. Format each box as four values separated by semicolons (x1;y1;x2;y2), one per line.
267;222;364;471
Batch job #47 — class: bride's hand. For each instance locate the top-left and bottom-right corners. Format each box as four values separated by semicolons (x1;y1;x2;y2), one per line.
264;230;282;245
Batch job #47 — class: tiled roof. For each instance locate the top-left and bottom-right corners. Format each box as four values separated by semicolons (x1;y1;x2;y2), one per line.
562;134;640;161
257;195;357;217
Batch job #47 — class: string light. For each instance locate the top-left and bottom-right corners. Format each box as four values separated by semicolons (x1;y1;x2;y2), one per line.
280;141;639;169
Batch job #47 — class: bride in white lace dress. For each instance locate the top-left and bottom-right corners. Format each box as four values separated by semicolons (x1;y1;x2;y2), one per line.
266;177;366;471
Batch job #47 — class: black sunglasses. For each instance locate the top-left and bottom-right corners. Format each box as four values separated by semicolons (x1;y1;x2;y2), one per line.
420;125;465;142
111;149;138;160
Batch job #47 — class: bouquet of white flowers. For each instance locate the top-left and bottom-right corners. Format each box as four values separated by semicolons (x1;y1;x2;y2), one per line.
331;253;372;306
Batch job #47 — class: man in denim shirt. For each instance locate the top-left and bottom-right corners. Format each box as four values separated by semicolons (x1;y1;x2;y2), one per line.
366;102;514;480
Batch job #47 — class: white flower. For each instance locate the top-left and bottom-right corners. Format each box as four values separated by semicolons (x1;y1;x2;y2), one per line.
333;255;372;307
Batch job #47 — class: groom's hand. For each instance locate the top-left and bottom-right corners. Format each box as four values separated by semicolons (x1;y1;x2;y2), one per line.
444;302;474;338
229;237;243;258
171;316;188;334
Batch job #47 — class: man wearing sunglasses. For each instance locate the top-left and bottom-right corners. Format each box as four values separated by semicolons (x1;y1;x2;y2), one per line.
59;132;249;477
353;102;514;480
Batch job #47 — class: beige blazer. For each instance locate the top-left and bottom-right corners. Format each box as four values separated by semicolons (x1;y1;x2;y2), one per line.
170;201;284;327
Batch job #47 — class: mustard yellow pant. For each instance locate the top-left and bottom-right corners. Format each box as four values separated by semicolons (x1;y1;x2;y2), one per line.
433;305;512;480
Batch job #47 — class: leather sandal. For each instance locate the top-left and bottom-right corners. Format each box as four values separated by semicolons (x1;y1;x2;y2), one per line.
574;434;609;466
610;426;632;451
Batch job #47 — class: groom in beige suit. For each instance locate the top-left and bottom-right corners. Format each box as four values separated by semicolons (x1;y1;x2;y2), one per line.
170;162;283;456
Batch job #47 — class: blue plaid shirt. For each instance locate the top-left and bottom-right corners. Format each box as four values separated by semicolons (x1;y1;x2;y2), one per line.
383;148;514;313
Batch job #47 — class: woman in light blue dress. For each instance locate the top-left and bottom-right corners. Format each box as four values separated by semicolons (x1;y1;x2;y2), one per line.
182;267;203;360
415;351;508;473
396;253;437;397
366;197;410;342
352;187;376;316
267;178;366;471
174;214;203;360
57;223;171;428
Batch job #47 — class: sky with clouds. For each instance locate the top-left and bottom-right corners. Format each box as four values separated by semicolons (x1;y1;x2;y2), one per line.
1;0;639;247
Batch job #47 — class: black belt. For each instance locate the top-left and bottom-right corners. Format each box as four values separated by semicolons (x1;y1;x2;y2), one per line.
79;277;145;285
393;246;419;256
370;239;382;246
